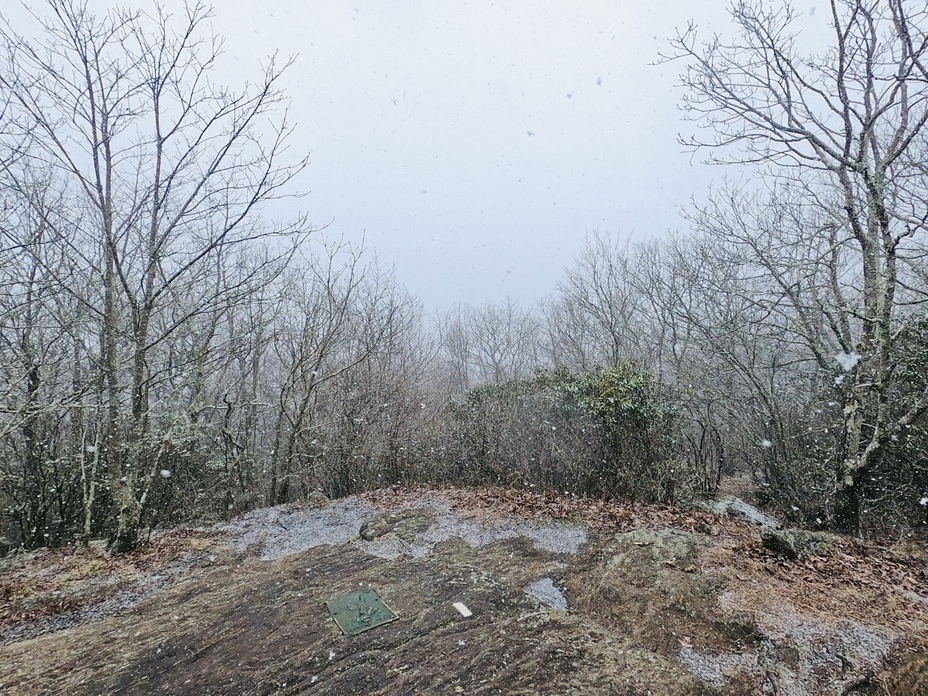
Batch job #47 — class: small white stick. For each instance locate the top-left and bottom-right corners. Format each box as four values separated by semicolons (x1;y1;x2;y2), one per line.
452;602;472;617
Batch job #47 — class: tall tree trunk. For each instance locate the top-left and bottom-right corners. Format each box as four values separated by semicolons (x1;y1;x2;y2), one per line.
832;475;861;535
103;245;141;553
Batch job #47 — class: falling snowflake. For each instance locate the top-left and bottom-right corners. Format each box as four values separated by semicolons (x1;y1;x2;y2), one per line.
160;469;172;478
834;352;862;371
919;497;928;506
760;439;773;448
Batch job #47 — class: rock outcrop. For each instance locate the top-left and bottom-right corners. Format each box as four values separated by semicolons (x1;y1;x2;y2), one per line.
703;495;782;528
760;527;836;560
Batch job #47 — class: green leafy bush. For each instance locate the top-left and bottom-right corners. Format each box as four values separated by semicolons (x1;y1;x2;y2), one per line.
446;364;695;503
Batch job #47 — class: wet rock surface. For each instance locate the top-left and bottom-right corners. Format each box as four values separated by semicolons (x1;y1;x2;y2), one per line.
0;488;925;695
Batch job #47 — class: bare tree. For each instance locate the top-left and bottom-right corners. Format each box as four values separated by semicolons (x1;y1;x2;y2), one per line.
439;299;540;389
0;175;85;546
0;0;310;549
554;232;647;369
437;304;474;392
667;0;928;532
266;240;368;505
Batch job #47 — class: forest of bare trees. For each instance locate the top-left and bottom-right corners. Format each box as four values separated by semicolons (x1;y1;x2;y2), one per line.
1;0;927;553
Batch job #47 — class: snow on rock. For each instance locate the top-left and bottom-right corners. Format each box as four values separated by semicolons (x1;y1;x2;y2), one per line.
711;593;898;696
701;495;782;528
221;498;380;560
221;495;587;561
524;577;568;611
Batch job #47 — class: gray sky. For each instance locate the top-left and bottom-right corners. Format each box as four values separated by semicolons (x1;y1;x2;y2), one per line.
7;1;829;310
226;0;733;310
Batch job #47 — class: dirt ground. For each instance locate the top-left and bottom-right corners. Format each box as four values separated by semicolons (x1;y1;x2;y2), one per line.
0;486;926;695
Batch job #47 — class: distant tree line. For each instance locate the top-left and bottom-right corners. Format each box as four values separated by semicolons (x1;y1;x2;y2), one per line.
1;0;926;552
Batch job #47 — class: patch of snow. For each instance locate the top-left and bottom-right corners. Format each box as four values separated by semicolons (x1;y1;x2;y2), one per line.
678;646;757;689
716;592;896;696
417;511;586;556
221;496;587;562
221;498;380;560
524;577;568;611
703;496;782;528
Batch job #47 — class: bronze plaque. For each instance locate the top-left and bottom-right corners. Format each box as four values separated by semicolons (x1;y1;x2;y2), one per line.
326;588;397;636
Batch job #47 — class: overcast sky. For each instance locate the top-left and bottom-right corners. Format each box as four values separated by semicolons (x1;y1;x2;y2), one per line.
7;1;828;311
